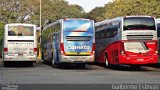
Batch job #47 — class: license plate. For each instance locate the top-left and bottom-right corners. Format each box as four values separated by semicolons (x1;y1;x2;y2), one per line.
137;58;144;61
18;53;23;56
76;58;81;61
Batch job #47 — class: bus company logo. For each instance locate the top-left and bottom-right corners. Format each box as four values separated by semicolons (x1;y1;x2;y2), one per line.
67;45;90;50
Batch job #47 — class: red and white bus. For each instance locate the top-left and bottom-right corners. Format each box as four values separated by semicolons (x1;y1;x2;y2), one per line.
95;16;158;68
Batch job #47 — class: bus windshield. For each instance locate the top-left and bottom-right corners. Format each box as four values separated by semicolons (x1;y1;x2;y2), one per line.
8;26;34;36
123;17;156;30
63;19;93;32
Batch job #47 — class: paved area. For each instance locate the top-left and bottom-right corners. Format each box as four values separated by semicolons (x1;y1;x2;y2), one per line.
0;61;160;90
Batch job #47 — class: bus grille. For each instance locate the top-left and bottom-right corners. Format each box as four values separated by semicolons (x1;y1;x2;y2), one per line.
126;35;153;40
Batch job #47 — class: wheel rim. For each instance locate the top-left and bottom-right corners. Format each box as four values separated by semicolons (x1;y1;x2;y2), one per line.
105;56;109;67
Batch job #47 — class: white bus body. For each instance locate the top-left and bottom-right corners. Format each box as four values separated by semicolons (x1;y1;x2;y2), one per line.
3;23;37;65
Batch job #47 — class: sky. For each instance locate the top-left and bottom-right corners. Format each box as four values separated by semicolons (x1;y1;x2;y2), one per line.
65;0;112;12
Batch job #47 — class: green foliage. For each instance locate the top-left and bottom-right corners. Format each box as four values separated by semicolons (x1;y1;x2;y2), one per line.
42;0;85;26
86;7;106;22
0;22;4;51
41;0;85;45
105;0;160;19
0;0;40;52
87;0;160;21
0;0;40;25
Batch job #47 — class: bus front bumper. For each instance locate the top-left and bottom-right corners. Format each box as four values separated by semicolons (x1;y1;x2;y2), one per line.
119;55;158;65
59;55;95;63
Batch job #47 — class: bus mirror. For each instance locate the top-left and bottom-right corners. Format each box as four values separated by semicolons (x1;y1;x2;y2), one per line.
36;27;41;31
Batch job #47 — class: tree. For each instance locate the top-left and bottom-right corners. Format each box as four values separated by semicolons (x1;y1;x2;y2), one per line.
105;0;160;19
0;21;4;52
86;7;106;22
41;0;85;41
42;0;85;26
87;0;160;21
0;0;40;53
0;0;40;25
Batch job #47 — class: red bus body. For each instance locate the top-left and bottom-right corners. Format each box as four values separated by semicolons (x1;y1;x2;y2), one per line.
95;16;158;66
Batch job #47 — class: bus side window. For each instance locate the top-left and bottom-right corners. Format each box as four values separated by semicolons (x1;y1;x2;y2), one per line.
101;30;105;39
96;32;100;40
105;28;110;38
113;26;118;37
95;32;98;39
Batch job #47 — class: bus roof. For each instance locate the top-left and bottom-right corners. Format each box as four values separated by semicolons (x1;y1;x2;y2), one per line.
5;23;36;26
63;18;91;21
43;18;93;31
95;15;154;27
124;15;153;18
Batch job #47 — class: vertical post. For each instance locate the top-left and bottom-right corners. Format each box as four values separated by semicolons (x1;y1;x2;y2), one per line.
40;0;42;41
38;0;42;61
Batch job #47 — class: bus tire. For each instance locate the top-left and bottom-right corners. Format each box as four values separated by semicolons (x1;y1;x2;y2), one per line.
105;54;112;68
52;52;57;68
31;62;36;67
77;63;86;68
130;65;141;69
3;61;8;67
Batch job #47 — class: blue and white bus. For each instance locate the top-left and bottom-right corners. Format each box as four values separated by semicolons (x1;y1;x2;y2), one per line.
42;18;95;67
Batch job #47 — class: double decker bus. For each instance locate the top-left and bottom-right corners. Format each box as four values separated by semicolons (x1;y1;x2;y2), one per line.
3;23;37;66
95;16;158;68
41;18;95;67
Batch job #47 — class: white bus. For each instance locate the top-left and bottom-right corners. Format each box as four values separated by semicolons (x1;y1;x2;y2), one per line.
3;23;37;66
42;18;95;67
95;16;158;68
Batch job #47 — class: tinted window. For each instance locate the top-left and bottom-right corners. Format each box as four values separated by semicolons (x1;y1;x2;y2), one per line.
96;26;118;40
63;19;93;32
8;26;34;36
123;17;156;30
